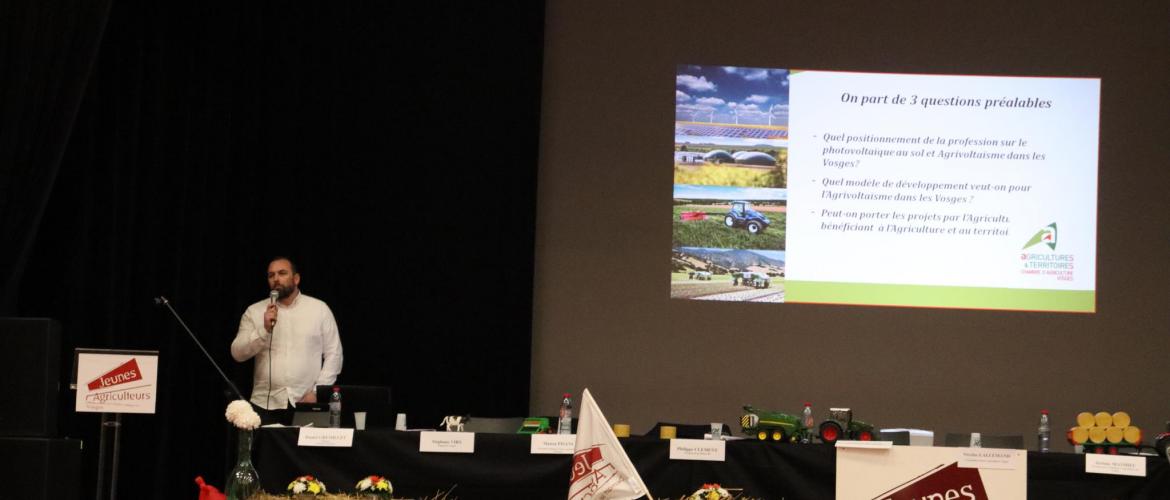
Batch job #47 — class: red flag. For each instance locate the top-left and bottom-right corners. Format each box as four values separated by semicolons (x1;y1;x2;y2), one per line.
194;476;227;500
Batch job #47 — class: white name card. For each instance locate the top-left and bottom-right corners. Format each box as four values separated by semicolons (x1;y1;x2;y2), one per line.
530;434;576;454
297;427;354;447
669;438;726;461
1085;453;1146;477
420;431;475;453
835;440;893;450
958;448;1025;470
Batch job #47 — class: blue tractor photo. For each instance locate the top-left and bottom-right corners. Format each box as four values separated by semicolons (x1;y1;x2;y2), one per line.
724;201;770;235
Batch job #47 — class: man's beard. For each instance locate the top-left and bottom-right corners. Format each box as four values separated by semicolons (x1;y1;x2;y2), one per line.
273;284;295;299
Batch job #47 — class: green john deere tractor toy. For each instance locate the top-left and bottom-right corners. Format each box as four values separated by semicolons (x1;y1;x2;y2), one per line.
740;405;810;443
817;407;876;444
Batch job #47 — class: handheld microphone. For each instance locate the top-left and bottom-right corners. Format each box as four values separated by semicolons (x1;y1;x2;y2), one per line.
269;289;280;305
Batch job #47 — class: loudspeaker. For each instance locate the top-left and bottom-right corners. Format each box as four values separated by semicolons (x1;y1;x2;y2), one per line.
0;318;61;437
0;437;82;500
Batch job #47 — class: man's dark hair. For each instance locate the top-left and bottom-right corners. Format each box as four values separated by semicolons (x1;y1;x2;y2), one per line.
270;256;299;274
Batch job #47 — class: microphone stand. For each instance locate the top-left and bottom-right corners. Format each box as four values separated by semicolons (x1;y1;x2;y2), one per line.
154;296;246;401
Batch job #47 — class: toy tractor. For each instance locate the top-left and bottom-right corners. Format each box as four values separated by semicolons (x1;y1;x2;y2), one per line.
723;201;771;235
517;417;551;434
818;408;876;444
741;405;809;443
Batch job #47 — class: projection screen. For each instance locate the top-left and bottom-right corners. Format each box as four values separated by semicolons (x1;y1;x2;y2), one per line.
672;65;1099;313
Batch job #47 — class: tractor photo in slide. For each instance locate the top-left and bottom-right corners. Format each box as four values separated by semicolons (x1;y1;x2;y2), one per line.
740;405;808;443
817;407;876;444
723;201;770;235
732;271;771;288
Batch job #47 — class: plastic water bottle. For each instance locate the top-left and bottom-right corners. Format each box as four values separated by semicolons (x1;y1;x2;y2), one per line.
329;386;342;428
801;402;815;444
1038;409;1051;452
557;393;573;435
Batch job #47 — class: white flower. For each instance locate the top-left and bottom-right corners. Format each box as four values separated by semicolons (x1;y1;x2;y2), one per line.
357;478;372;489
225;400;261;430
291;482;306;494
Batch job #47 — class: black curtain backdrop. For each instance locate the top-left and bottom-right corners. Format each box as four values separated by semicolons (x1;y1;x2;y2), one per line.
7;1;543;497
0;0;113;312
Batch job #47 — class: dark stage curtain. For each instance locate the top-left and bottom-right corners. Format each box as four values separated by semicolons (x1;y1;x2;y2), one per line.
8;1;543;497
0;0;113;313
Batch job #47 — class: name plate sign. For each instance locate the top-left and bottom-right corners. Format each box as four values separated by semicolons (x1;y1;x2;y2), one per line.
420;431;475;453
1085;454;1146;477
531;434;576;454
669;438;726;461
297;428;354;447
958;448;1024;470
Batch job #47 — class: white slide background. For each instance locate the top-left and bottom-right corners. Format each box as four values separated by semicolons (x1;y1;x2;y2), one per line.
787;71;1099;291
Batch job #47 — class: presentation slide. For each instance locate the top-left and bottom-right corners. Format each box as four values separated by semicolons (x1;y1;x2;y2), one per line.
672;65;1099;312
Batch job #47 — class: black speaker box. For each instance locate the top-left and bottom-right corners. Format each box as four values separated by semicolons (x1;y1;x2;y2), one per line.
0;437;82;500
0;318;61;437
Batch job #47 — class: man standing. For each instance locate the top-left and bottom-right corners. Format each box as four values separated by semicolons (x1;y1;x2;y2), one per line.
231;256;343;425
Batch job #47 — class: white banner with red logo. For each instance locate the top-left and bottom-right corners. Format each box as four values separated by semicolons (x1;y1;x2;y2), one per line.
75;350;159;414
568;388;651;500
837;445;1026;499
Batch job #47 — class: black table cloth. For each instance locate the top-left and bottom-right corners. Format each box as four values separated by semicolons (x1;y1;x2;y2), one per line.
252;428;1169;499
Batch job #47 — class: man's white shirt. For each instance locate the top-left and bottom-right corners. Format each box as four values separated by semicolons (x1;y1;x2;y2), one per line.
231;292;343;410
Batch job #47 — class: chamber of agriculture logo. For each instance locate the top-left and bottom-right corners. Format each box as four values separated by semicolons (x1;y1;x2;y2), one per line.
1022;222;1057;250
1019;222;1074;281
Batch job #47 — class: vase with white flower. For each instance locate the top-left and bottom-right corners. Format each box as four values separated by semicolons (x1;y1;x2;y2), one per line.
224;399;263;500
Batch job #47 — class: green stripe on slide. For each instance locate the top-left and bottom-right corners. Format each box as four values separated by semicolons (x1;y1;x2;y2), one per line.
785;281;1094;313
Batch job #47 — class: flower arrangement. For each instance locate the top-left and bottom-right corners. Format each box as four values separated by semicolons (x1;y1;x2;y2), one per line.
688;483;732;500
225;399;261;430
355;475;393;496
287;475;327;495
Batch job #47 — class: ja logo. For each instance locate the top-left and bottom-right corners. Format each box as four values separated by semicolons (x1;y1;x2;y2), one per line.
1023;222;1057;250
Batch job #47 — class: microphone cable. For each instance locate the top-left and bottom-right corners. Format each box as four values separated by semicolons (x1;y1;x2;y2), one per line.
266;289;279;413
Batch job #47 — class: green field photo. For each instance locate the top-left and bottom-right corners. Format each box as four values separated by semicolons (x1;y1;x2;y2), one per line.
672;204;786;250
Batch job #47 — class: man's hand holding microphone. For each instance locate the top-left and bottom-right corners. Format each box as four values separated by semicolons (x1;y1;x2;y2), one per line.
264;289;279;333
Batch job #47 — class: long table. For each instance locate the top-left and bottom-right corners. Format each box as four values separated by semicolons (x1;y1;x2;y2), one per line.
252;428;1170;499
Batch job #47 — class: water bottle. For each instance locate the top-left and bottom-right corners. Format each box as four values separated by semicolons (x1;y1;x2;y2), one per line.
801;402;815;444
1038;409;1051;452
329;386;342;428
557;393;573;435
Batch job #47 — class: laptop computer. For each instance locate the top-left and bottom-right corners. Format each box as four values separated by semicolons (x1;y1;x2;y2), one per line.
291;405;332;427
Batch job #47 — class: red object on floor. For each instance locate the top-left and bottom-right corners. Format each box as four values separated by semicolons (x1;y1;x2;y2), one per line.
680;211;708;221
195;476;227;500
